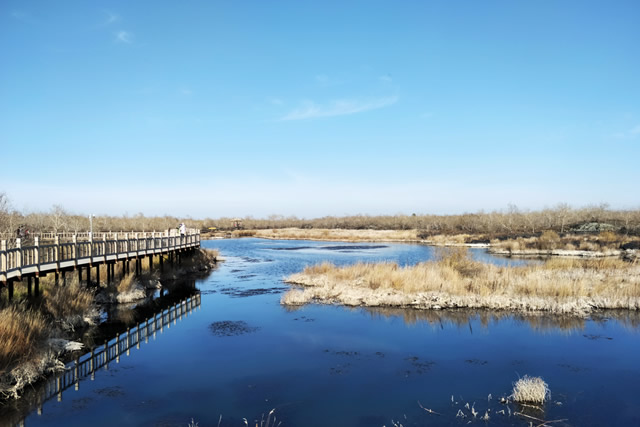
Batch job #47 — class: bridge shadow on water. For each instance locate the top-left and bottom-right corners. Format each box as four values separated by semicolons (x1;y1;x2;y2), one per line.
0;283;202;427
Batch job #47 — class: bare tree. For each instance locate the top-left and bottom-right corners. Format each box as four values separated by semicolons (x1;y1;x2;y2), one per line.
554;203;572;233
50;204;68;233
0;192;10;234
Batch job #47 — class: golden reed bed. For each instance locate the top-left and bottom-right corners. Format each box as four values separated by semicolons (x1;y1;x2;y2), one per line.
282;249;640;315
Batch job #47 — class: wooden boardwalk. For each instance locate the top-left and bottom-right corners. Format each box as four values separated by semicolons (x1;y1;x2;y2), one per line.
0;230;201;299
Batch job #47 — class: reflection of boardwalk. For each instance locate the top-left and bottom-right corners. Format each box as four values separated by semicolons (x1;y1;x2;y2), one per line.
30;293;201;420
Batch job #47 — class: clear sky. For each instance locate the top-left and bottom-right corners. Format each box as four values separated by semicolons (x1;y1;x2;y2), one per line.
1;1;639;218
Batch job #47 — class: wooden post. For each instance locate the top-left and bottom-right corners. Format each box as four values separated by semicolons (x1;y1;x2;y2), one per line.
53;236;59;268
62;270;66;287
55;271;59;286
16;238;22;276
72;235;77;267
106;262;111;284
34;236;40;275
103;233;107;261
34;275;40;296
27;276;32;296
78;267;83;285
8;279;14;301
0;240;6;286
95;264;100;285
149;254;153;271
159;253;164;272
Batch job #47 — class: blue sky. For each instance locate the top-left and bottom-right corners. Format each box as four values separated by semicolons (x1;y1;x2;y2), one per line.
1;1;639;218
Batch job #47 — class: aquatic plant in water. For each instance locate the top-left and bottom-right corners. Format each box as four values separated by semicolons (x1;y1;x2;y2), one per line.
510;375;550;404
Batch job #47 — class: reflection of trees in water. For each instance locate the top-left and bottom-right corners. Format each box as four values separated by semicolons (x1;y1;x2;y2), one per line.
361;306;640;334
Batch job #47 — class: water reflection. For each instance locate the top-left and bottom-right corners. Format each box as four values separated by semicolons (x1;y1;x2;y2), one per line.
0;290;201;427
362;306;640;334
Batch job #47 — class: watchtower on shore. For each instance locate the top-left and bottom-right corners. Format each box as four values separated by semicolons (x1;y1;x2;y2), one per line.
232;218;243;230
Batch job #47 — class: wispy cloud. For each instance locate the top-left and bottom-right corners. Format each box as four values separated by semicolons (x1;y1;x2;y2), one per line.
103;11;119;26
279;96;398;121
315;74;329;84
115;30;133;44
179;88;193;96
268;97;284;106
10;10;35;24
611;124;640;140
314;74;342;87
379;74;393;83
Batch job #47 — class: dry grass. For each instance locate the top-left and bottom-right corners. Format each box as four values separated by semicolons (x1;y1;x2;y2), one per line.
493;231;640;254
510;375;550;404
251;228;419;242
43;279;94;321
117;273;137;294
283;248;640;314
0;305;50;374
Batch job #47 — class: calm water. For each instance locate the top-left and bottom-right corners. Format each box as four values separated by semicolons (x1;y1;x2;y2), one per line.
15;239;640;426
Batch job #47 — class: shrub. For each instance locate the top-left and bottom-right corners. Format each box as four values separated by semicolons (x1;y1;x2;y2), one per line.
538;230;560;250
435;247;482;277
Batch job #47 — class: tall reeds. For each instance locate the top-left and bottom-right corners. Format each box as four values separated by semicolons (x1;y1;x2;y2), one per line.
283;248;640;313
0;305;50;374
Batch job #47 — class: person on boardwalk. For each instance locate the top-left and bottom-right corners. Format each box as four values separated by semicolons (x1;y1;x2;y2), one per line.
179;223;186;236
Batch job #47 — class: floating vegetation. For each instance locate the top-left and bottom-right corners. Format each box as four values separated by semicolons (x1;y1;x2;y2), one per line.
209;321;259;337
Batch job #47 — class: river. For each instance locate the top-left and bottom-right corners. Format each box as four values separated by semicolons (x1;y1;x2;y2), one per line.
11;238;640;426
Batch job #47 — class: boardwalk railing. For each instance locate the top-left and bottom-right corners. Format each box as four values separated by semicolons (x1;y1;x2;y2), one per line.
33;293;201;415
0;230;200;284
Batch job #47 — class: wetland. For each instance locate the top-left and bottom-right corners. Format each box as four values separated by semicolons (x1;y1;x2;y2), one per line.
7;238;640;426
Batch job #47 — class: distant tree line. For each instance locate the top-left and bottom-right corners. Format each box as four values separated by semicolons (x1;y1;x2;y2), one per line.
1;192;639;239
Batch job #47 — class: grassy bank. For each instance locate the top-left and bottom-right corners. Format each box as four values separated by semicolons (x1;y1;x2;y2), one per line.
282;248;640;315
0;280;93;399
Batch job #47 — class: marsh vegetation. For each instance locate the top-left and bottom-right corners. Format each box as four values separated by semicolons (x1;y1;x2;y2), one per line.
283;248;640;314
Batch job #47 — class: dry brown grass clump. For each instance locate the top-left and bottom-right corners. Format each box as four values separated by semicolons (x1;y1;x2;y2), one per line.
44;280;94;321
510;375;550;404
0;305;50;374
117;273;137;294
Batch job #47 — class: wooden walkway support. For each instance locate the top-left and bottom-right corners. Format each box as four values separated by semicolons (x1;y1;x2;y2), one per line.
0;230;200;297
